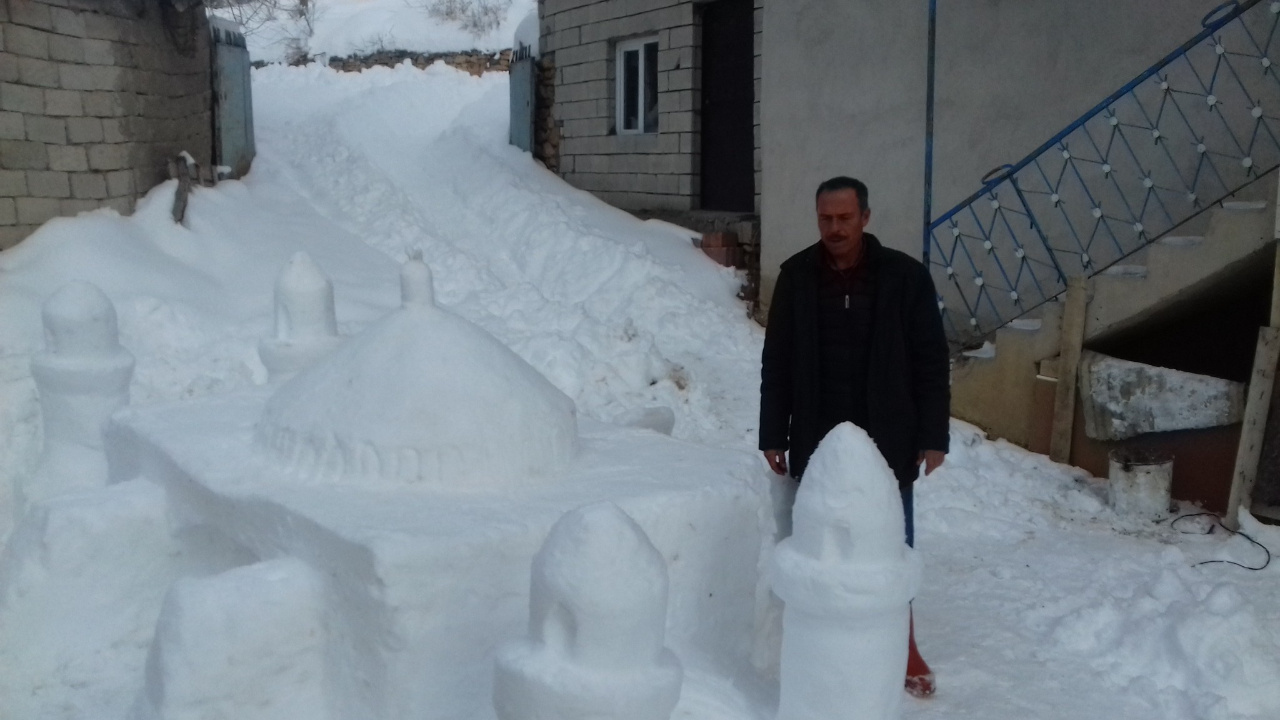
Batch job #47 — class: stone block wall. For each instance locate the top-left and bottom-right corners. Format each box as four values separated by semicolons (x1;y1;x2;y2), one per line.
0;0;212;250
541;0;703;212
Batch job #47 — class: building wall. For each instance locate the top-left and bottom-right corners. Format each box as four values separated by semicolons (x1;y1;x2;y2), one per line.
0;0;212;250
540;0;761;213
759;0;1218;306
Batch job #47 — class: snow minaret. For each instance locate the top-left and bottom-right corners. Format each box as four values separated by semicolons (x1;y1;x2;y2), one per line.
19;282;135;515
772;423;922;720
258;252;343;381
494;502;683;720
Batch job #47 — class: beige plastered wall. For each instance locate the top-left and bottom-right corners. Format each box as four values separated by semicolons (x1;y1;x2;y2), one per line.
759;0;1219;306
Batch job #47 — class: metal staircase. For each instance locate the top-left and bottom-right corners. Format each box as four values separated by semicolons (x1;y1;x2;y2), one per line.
926;0;1280;350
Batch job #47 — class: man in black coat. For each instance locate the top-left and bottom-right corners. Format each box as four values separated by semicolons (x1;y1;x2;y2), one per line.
759;176;950;697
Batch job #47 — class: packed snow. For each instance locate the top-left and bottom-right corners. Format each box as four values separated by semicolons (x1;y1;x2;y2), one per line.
0;59;1277;720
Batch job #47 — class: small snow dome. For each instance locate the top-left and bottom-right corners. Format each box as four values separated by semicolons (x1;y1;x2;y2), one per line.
256;258;578;487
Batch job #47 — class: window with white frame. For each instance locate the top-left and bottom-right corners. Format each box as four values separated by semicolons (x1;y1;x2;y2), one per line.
616;36;659;134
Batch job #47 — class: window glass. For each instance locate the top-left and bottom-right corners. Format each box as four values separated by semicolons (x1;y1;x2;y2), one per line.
623;49;640;132
643;41;659;133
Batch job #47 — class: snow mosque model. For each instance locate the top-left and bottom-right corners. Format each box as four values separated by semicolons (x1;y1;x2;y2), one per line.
773;423;922;720
494;502;683;720
0;258;920;720
0;256;778;720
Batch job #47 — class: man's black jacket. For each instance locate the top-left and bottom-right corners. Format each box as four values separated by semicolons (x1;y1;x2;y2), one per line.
759;233;951;485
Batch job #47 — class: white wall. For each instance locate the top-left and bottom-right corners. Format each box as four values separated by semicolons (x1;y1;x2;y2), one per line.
760;0;1218;305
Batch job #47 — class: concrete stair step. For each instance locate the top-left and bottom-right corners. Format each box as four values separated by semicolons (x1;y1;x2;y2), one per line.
1101;264;1148;279
961;340;996;359
1157;235;1206;247
1220;200;1268;212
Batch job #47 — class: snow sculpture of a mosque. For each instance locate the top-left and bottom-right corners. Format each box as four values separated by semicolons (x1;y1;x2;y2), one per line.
0;255;919;720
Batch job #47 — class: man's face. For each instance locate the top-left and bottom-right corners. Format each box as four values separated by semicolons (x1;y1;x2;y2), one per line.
817;189;870;258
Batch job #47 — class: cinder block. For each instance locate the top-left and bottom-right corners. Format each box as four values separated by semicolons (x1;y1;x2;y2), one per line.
0;197;16;225
60;198;99;215
47;144;88;171
82;13;125;42
0;225;36;250
56;62;95;91
103;196;133;214
6;25;50;59
81;38;116;65
16;196;60;225
50;7;88;37
0;111;23;140
87;143;128;170
0;139;47;169
47;34;85;63
27;170;70;198
83;90;132;117
70;172;107;199
9;1;53;30
24;114;65;144
0;169;28;195
65;116;103;143
0;53;19;83
701;231;741;249
702;245;743;268
90;65;126;91
0;82;44;114
105;168;133;196
43;89;83;116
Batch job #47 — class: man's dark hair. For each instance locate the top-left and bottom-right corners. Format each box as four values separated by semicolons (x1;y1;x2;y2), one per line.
815;176;869;212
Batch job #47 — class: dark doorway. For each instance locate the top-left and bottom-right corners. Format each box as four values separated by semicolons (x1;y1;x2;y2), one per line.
700;0;755;212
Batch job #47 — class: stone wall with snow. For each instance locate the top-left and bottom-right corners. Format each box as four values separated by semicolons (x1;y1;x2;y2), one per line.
0;0;213;249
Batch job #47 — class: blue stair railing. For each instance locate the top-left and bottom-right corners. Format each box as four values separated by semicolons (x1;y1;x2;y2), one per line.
927;0;1280;349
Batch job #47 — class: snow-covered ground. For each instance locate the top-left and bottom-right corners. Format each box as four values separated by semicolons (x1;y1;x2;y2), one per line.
213;0;537;63
0;61;1277;719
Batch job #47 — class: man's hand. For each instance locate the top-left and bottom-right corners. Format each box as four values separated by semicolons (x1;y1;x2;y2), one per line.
763;450;789;476
917;450;945;476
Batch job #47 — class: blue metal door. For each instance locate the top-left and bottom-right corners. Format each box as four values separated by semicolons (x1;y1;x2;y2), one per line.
509;44;536;152
210;17;256;178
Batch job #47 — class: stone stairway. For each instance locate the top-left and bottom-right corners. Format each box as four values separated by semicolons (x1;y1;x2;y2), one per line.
951;171;1279;450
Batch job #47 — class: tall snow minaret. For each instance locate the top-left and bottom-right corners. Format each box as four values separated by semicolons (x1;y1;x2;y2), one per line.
258;252;343;382
494;502;683;720
19;282;135;516
772;422;922;720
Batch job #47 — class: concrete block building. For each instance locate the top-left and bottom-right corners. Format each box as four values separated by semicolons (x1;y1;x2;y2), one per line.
0;0;213;250
538;0;762;217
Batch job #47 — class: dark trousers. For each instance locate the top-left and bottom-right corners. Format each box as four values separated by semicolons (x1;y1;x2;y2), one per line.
902;484;915;547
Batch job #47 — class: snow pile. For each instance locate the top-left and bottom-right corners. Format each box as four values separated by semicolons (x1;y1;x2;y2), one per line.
215;0;538;64
918;422;1280;720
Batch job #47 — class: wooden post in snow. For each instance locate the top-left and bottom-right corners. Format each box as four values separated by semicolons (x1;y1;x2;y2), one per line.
1049;277;1088;464
1226;325;1280;530
1224;240;1280;530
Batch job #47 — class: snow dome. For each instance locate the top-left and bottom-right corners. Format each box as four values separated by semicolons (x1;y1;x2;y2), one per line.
255;258;578;487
